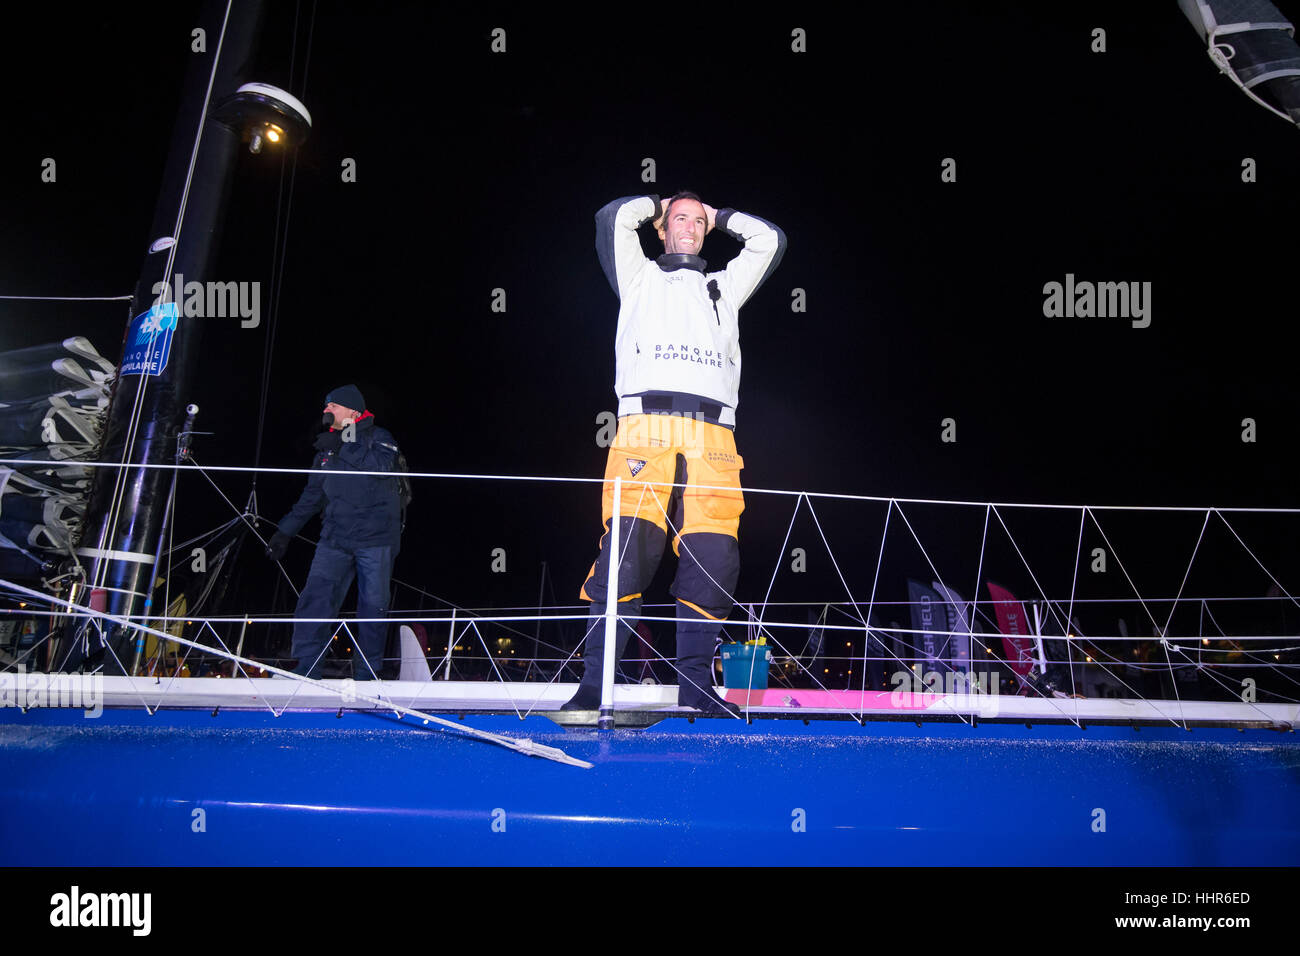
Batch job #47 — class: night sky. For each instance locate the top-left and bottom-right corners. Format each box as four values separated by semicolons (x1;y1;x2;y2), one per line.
4;2;1300;667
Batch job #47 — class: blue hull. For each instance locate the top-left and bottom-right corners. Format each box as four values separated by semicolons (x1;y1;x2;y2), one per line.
1;709;1297;865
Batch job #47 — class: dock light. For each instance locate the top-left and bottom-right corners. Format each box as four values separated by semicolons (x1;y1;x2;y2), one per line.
212;83;312;155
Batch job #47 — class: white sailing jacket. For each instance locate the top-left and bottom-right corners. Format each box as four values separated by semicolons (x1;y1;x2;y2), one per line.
595;195;786;428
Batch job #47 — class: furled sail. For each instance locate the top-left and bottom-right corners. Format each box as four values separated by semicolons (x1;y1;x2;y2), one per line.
0;337;114;580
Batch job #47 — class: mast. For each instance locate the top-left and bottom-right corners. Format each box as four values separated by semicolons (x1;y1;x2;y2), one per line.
74;0;308;672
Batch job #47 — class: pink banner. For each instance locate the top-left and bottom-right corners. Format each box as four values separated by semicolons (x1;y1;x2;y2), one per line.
986;581;1034;677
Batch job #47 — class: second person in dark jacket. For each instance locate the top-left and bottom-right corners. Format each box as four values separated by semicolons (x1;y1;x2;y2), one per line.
268;384;403;679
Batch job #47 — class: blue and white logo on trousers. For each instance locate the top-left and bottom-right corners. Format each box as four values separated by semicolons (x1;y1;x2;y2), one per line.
121;302;179;376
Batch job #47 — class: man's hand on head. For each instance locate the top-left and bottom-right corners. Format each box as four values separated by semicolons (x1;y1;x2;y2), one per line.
703;203;717;234
653;197;670;232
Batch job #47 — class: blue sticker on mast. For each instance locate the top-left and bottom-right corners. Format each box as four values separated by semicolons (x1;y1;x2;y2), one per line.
120;302;179;376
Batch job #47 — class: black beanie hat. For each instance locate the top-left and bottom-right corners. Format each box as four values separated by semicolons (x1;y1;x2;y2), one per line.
325;384;366;412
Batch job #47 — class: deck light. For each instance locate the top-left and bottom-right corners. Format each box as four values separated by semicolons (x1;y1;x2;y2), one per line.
213;83;312;155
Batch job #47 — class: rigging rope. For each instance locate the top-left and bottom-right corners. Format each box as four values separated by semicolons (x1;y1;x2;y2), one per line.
0;295;133;302
0;576;592;768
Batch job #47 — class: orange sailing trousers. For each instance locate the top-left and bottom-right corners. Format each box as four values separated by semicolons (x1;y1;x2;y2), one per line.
580;413;744;621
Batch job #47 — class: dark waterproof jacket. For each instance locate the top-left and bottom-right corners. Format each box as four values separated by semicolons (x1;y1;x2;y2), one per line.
276;415;402;550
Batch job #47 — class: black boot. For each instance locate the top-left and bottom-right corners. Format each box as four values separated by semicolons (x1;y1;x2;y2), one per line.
561;611;632;710
675;630;739;716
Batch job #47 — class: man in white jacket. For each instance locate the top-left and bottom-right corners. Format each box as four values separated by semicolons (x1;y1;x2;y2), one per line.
564;191;786;713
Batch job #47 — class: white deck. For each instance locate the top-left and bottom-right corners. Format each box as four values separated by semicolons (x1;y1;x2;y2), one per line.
2;675;1295;727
